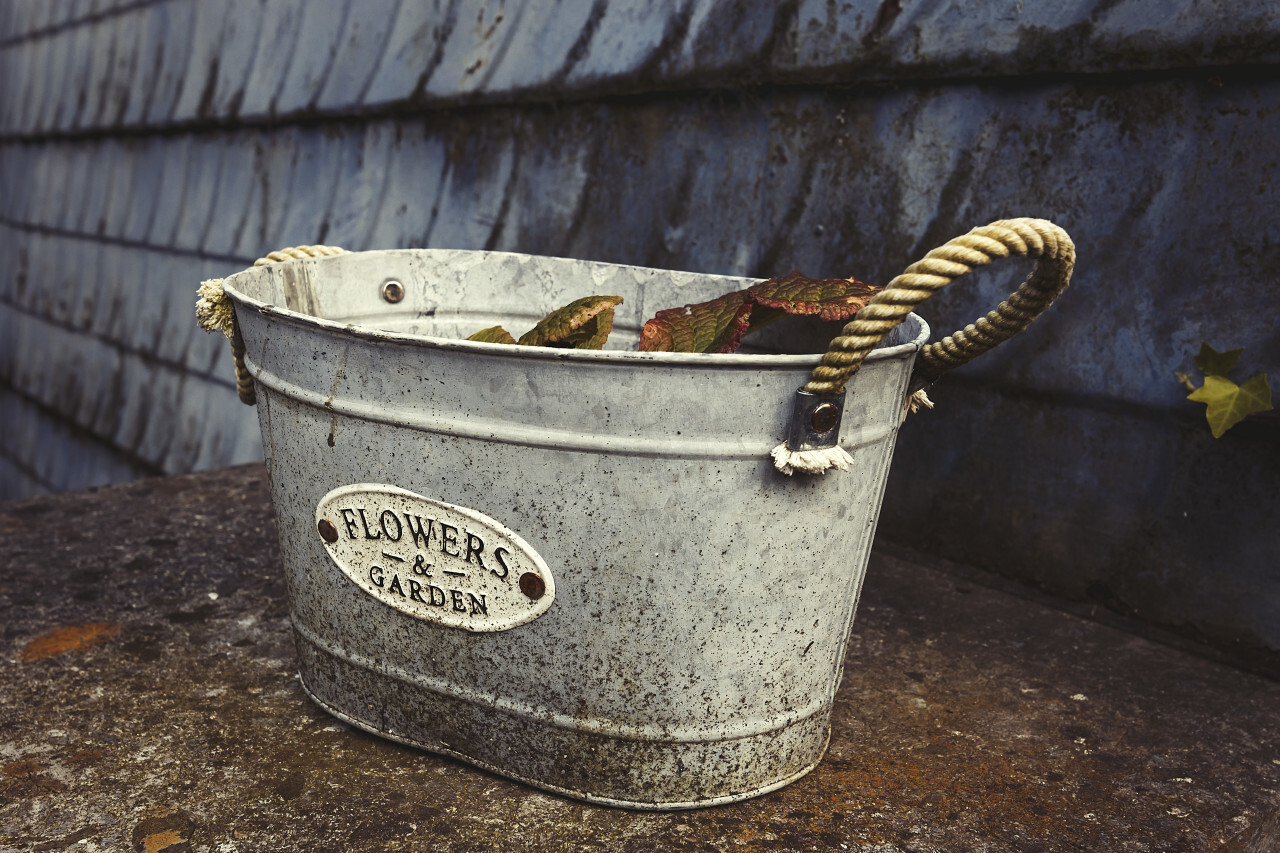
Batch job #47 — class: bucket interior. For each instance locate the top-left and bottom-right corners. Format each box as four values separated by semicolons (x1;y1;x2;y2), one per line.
224;249;926;358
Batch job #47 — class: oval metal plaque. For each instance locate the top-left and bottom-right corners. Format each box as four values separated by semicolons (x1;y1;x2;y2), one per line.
315;484;555;632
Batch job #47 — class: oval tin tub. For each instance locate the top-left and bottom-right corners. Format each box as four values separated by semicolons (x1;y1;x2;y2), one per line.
223;249;928;809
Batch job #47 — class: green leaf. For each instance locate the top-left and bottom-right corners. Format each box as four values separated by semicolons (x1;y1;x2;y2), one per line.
517;295;623;348
639;291;754;353
466;325;517;345
638;273;883;353
1187;373;1274;437
1193;342;1244;378
558;308;615;350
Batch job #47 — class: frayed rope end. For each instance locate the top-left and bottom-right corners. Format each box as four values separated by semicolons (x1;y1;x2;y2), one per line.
195;278;235;339
903;387;933;421
770;443;853;476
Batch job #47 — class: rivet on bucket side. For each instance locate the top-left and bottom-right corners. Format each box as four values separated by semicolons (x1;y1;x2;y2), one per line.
810;402;841;434
381;280;405;304
771;389;856;476
318;519;339;543
785;390;847;452
519;573;546;600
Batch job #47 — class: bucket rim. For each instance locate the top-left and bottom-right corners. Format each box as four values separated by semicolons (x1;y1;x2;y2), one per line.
223;249;930;368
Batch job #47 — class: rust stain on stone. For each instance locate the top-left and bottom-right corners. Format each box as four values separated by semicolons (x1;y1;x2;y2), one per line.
21;622;120;661
65;747;111;766
4;759;45;777
1;759;68;798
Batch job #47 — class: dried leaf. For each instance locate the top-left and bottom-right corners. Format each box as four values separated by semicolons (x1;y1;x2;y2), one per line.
558;308;615;350
466;325;517;345
1187;373;1273;438
518;296;623;348
639;290;754;353
1193;342;1244;378
21;623;119;662
747;272;881;322
639;272;883;353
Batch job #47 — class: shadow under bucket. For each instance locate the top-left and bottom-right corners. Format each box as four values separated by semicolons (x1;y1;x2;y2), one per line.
217;220;1073;809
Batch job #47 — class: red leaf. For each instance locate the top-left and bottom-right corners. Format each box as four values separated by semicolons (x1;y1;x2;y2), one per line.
639;290;754;353
747;272;881;321
639;272;882;353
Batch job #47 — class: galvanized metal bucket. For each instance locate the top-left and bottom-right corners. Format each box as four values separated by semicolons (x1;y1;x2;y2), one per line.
219;222;1073;809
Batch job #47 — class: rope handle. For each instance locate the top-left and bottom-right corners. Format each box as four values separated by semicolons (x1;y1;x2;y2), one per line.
802;218;1075;395
196;245;346;405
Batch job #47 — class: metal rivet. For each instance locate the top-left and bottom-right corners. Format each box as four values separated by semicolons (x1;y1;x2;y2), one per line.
810;402;840;433
381;280;405;303
519;572;546;600
318;519;339;543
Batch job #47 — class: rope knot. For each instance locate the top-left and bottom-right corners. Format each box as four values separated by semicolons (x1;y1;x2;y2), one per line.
195;278;235;340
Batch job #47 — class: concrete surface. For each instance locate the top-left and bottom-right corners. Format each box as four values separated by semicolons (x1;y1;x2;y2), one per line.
2;464;1278;851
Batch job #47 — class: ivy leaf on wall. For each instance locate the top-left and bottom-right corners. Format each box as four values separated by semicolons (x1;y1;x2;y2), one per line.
1187;374;1274;438
1193;342;1244;378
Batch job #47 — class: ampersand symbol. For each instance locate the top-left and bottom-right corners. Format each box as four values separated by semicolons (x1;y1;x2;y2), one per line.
412;553;432;576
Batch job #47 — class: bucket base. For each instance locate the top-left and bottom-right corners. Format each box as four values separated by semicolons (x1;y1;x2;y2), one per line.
295;632;830;810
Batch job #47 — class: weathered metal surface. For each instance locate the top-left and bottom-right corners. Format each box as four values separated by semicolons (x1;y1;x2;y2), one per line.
3;464;1280;849
223;249;924;807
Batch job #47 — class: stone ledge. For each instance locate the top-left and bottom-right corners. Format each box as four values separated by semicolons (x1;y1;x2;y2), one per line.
2;463;1278;851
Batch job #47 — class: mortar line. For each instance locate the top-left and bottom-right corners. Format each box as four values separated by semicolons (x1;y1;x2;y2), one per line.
0;62;1275;144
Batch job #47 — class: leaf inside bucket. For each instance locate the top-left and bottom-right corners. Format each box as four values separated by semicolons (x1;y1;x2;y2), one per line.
462;272;882;354
466;325;518;345
639;272;882;353
517;295;623;349
639;290;754;353
558;308;616;350
466;296;623;350
749;272;882;321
